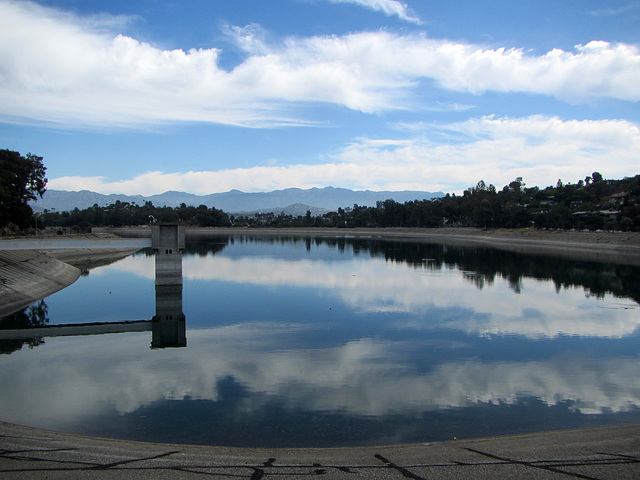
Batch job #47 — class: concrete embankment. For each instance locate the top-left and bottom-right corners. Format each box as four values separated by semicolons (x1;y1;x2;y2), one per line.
0;234;146;318
0;235;150;251
1;421;639;479
47;247;144;270
0;250;81;318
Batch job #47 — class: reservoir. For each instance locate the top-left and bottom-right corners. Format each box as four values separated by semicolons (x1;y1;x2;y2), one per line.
1;232;639;448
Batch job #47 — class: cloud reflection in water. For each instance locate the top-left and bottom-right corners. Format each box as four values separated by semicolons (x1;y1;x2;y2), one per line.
102;249;640;338
1;321;639;431
2;236;639;445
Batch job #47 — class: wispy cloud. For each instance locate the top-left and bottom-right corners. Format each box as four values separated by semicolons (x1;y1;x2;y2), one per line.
590;1;640;16
46;116;640;195
1;2;639;130
327;0;422;24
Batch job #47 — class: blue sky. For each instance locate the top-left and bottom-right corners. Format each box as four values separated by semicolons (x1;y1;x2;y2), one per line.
1;0;639;196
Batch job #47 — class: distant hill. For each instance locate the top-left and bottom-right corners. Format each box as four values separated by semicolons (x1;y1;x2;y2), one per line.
30;187;444;214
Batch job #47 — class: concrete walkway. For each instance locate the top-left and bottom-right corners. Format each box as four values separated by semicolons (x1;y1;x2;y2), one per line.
0;236;150;250
1;421;638;479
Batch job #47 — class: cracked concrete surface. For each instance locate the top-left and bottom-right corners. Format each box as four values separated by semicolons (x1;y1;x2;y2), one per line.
1;421;639;479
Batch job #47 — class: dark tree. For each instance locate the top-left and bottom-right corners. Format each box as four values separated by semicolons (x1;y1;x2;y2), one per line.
0;149;47;230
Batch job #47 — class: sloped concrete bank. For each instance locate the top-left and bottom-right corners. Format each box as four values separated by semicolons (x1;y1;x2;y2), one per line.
0;250;81;318
48;247;143;271
1;421;639;479
0;233;144;319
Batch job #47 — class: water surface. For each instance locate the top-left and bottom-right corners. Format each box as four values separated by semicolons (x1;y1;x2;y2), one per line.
1;233;639;447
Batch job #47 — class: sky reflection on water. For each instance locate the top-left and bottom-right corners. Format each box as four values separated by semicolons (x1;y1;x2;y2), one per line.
1;234;639;447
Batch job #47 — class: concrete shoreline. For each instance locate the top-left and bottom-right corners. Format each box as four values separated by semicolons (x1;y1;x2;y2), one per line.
0;250;81;318
1;421;639;479
0;233;145;318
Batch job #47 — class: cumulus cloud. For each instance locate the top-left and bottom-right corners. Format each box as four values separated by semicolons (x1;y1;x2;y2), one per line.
327;0;422;24
333;115;640;191
47;116;640;194
1;1;639;128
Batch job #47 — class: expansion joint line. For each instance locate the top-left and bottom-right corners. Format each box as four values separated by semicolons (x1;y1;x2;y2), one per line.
595;452;640;463
0;448;75;456
375;454;426;480
89;450;182;470
465;448;600;480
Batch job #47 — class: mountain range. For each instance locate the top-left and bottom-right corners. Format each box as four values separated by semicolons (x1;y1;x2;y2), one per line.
30;187;444;214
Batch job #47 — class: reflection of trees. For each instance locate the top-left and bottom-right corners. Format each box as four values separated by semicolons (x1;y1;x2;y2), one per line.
185;236;230;257
214;234;640;304
136;232;639;304
363;239;639;303
379;240;639;303
0;300;49;354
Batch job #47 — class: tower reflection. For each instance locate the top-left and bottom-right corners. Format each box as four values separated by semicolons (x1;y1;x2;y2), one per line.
151;224;186;348
0;223;187;350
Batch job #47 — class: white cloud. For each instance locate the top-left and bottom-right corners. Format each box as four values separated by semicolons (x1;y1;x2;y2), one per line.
1;2;639;129
47;116;640;194
327;0;422;24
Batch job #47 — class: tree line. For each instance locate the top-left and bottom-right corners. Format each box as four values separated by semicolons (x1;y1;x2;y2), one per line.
39;200;230;232
32;172;640;233
238;173;640;232
37;172;640;233
1;148;639;233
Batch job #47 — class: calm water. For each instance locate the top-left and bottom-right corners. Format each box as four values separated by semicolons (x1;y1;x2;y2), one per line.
1;233;640;447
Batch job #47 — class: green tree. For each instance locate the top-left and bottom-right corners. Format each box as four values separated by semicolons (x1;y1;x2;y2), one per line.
0;149;47;230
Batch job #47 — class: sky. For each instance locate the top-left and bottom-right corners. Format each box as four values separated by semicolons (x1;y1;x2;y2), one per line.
1;0;639;196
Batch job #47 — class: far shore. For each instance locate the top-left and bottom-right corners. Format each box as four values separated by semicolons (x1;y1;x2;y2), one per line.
92;226;640;264
3;226;638;317
3;226;640;264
